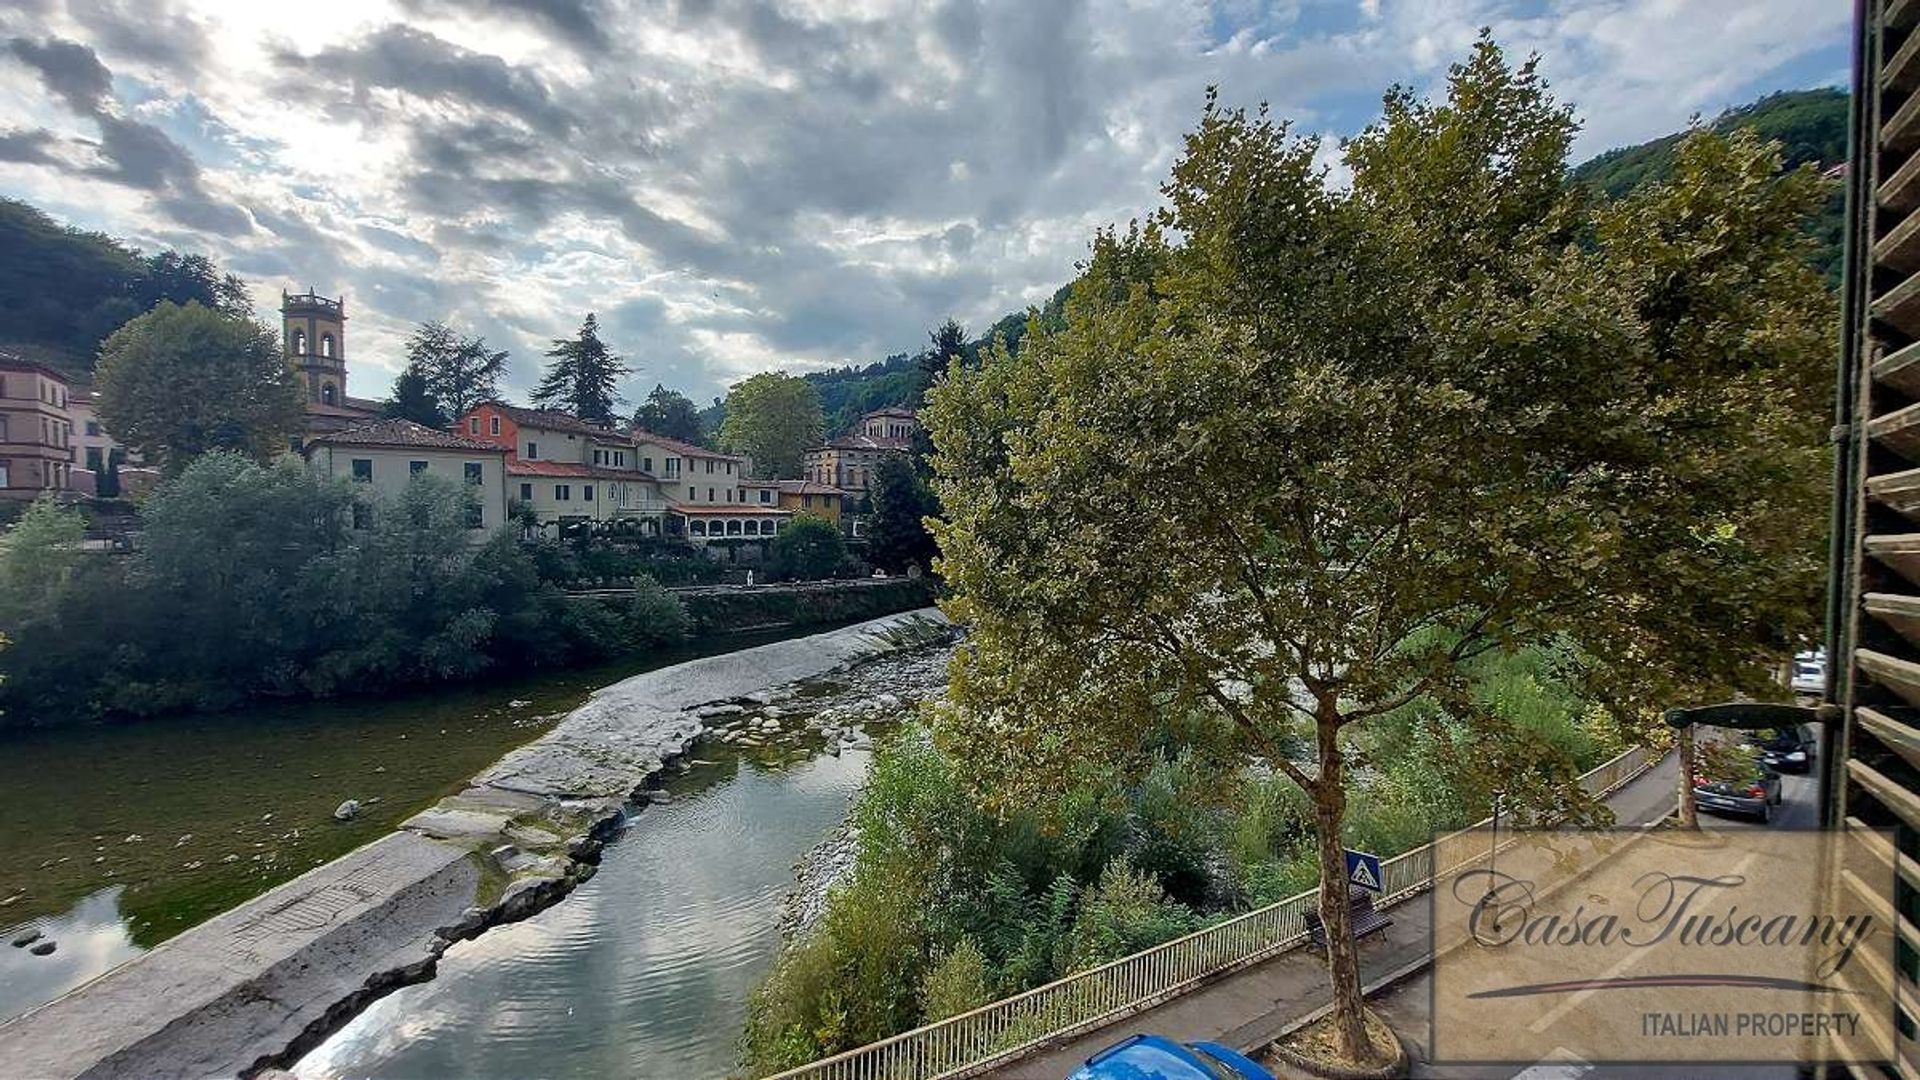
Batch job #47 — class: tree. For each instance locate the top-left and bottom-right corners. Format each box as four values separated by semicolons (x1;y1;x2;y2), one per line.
770;513;846;581
532;313;629;425
385;365;448;428
632;383;703;443
918;318;968;402
0;495;86;628
404;321;507;420
924;40;1830;1067
95;301;303;471
719;372;823;479
865;454;938;574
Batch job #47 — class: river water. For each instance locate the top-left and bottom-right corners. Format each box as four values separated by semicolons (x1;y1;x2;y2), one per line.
0;619;903;1026
296;644;950;1080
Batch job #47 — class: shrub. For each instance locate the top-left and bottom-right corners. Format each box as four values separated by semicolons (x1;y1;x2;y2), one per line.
769;513;847;581
1058;860;1199;972
920;937;992;1022
625;575;691;647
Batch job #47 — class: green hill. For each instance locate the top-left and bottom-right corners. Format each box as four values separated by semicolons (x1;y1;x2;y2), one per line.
1571;88;1848;280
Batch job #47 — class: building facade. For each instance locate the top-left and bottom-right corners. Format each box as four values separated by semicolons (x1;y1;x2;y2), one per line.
283;290;381;437
305;418;510;533
461;402;671;533
0;353;72;500
630;428;795;538
802;406;920;497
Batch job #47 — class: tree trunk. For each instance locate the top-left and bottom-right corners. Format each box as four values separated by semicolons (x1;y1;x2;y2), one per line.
1677;724;1698;828
1312;724;1372;1063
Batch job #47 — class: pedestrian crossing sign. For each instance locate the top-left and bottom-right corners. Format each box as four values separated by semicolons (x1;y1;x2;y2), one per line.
1344;848;1383;893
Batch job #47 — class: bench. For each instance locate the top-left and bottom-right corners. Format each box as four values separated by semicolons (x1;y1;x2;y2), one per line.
1304;892;1393;950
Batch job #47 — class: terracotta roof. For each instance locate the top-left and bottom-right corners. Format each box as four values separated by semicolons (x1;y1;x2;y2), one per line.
776;480;849;496
0;351;72;382
631;428;742;460
509;459;658;481
482;401;615;436
308;418;505;452
670;504;794;515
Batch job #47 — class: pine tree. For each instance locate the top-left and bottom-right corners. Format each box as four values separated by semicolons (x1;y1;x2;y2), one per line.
918;318;967;402
403;321;507;420
532;313;629;425
385;365;448;428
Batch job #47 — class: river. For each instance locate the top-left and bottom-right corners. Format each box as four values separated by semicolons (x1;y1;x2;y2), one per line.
296;644;950;1080
0;619;900;1027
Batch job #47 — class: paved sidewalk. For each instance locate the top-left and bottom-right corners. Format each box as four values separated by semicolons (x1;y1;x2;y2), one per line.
982;752;1680;1080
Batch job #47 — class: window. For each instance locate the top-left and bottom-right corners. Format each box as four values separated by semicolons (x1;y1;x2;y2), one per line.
85;447;102;472
726;519;742;535
760;489;772;504
322;384;337;405
465;462;483;485
643;456;653;473
466;499;483;529
763;519;778;534
489;416;501;436
725;461;733;476
0;461;8;488
0;416;7;443
352;502;371;529
410;460;429;475
687;486;695;500
85;421;100;437
469;417;480;434
593;449;603;465
690;520;706;536
556;484;571;501
583;485;595;502
321;333;335;358
293;329;307;354
665;458;679;477
707;487;716;502
520;482;533;501
352;459;372;483
743;520;758;536
615;451;625;467
705;459;714;474
803;494;814;508
526;442;538;459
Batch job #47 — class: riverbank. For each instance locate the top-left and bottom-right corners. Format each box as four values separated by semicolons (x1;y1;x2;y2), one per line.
0;608;953;1080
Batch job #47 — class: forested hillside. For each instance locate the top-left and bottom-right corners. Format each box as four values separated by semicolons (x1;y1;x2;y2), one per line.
0;198;252;376
1572;88;1847;279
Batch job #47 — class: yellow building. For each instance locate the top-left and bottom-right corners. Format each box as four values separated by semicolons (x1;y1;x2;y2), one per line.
801;406;918;497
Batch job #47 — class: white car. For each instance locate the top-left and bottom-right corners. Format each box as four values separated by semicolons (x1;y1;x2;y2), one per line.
1790;649;1825;696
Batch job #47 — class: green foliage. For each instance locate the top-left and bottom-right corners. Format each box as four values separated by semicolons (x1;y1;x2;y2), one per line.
0;198;249;373
532;313;629;425
402;321;508;420
720;372;824;478
0;454;698;725
769;513;847;581
632;384;704;443
384;365;448;428
1571;88;1847;282
95;301;303;472
1058;861;1199;973
677;578;936;637
864;454;939;574
919;937;992;1022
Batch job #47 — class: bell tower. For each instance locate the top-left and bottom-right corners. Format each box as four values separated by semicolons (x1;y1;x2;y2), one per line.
282;287;348;407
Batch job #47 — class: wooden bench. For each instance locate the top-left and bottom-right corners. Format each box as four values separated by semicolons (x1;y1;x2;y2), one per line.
1304;892;1393;950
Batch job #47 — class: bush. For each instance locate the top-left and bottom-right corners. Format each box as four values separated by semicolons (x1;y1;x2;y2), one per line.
920;937;992;1022
769;513;847;581
625;576;691;647
1058;860;1199;972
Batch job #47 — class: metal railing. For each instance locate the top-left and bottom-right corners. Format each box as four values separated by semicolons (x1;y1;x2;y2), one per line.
763;744;1656;1080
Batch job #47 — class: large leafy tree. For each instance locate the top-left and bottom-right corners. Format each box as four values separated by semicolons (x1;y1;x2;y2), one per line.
770;513;846;581
719;371;823;479
865;453;939;574
403;321;507;421
925;40;1831;1066
95;301;303;472
632;383;703;443
532;313;629;425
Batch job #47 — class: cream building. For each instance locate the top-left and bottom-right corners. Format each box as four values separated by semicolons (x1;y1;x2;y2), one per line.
305;419;510;534
802;406;919;497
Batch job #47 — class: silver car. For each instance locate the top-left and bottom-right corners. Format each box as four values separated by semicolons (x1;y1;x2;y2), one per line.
1790;649;1825;696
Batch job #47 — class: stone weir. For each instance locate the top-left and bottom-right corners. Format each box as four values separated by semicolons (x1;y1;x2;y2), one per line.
0;608;953;1080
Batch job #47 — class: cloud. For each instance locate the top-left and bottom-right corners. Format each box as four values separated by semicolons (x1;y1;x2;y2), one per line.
0;0;1853;402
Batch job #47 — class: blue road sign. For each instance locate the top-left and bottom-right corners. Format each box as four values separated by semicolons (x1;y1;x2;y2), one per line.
1344;848;1383;893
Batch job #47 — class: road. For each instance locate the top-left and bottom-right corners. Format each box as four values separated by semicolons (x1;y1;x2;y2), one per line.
1370;755;1820;1080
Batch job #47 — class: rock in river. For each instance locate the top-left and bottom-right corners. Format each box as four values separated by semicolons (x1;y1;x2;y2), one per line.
334;800;362;821
11;929;41;947
29;940;55;956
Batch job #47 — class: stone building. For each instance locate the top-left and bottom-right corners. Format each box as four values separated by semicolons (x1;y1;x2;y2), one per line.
282;289;381;436
0;352;73;499
802;406;919;497
304;418;510;534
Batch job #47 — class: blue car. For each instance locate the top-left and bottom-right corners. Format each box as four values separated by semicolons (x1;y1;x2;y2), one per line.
1069;1033;1275;1080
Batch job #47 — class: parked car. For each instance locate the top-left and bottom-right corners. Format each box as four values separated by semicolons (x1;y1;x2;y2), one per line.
1749;724;1815;773
1693;758;1784;823
1790;649;1825;695
1070;1034;1275;1080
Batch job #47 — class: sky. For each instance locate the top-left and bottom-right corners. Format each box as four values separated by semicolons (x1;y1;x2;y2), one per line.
0;0;1852;405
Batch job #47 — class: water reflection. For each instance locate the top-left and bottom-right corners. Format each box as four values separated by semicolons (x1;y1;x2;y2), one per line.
0;888;145;1023
297;750;870;1080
